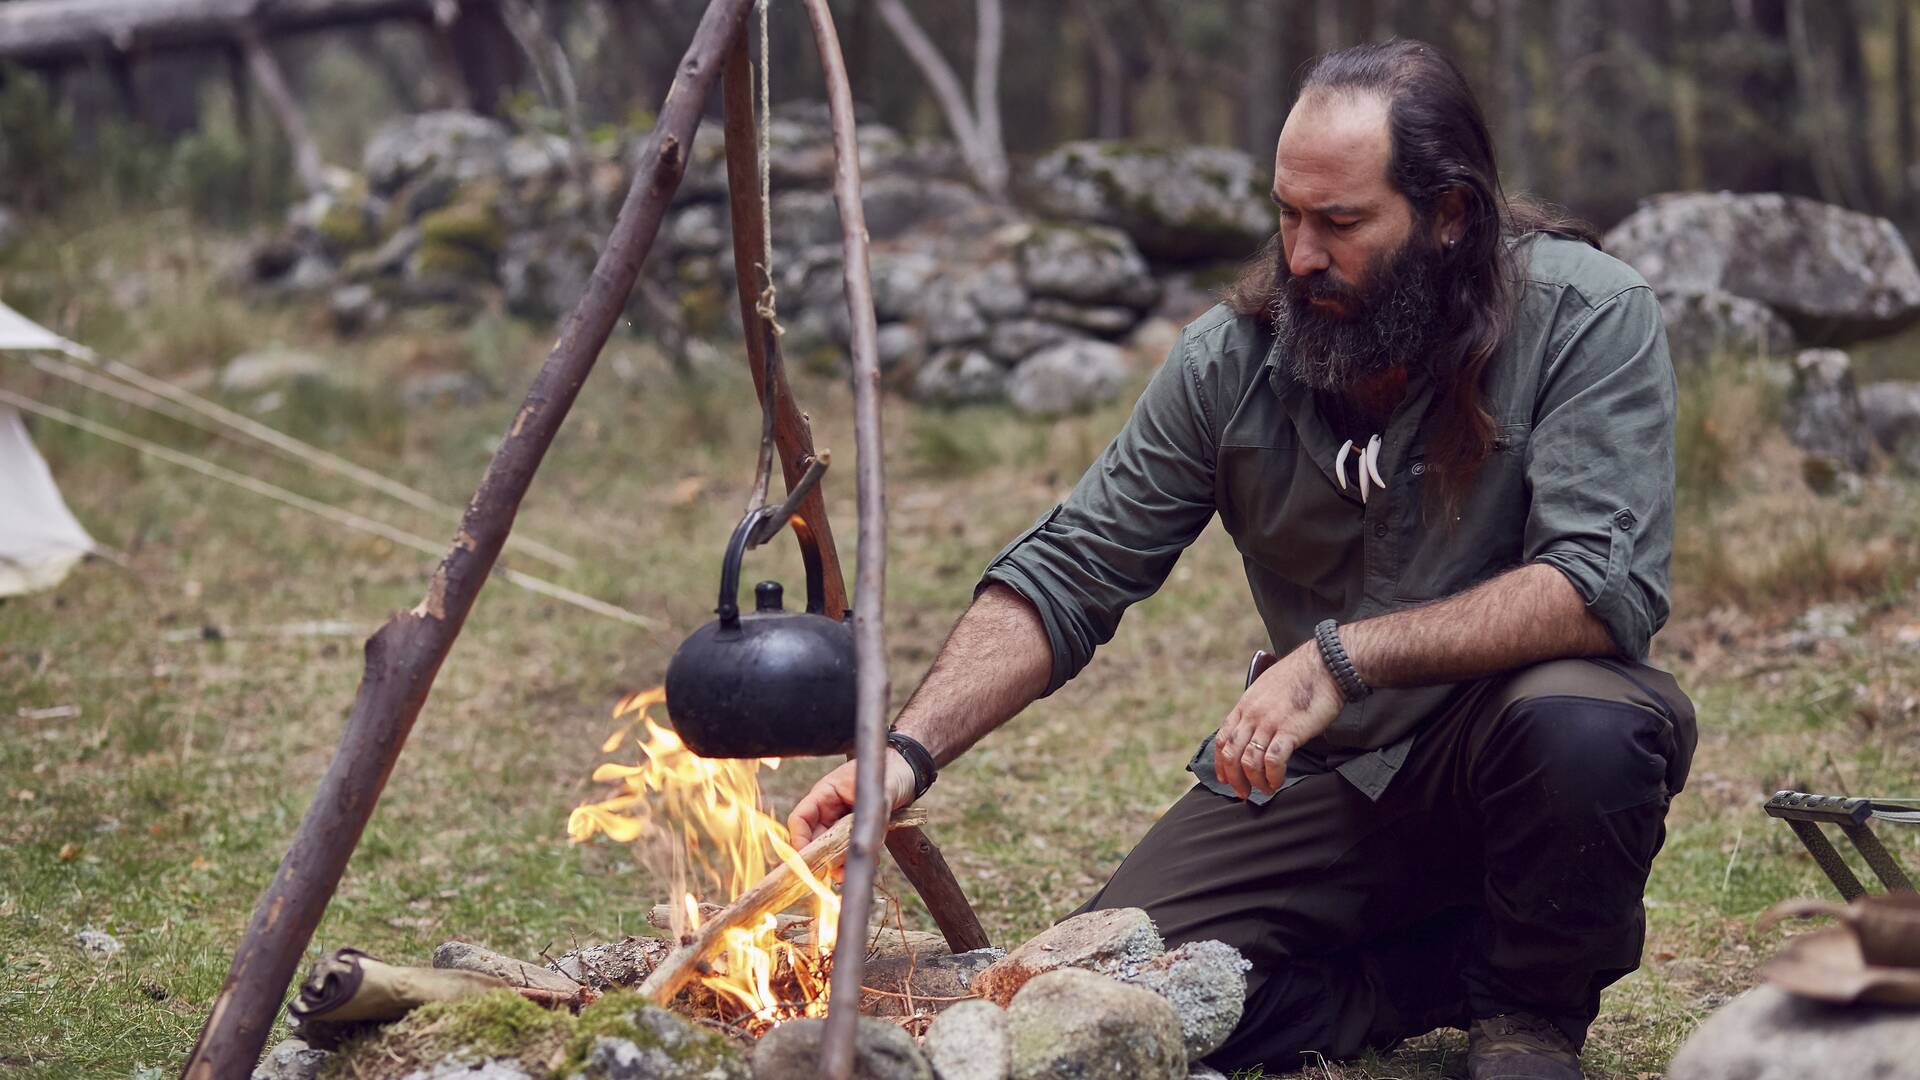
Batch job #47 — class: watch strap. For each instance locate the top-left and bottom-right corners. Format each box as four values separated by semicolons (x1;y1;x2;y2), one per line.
886;730;938;800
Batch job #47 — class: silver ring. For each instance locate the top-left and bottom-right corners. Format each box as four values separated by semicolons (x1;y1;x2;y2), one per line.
1247;740;1267;751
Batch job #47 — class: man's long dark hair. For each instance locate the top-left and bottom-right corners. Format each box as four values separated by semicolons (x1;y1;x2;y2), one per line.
1227;39;1597;512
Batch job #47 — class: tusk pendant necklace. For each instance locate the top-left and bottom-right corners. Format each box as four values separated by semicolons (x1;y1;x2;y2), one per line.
1334;434;1388;504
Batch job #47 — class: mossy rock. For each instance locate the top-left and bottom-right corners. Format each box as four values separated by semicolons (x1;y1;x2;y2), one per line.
411;240;496;283
316;200;374;256
559;993;749;1079
317;990;573;1080
418;200;506;258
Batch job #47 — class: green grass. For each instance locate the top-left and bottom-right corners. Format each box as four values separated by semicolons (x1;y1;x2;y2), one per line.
2;215;1917;1078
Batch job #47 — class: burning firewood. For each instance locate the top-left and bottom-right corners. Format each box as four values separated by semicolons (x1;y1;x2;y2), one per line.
636;807;928;1007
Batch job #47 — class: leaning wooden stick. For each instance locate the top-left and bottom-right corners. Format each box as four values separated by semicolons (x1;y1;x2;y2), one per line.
636;808;928;1006
179;2;760;1075
797;2;891;1077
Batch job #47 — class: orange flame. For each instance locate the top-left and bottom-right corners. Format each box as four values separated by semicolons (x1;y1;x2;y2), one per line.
568;686;839;1027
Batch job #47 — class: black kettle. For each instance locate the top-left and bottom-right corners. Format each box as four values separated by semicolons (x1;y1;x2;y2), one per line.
663;506;856;759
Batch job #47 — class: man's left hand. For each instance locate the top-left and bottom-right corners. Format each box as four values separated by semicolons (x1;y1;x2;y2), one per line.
1213;642;1346;799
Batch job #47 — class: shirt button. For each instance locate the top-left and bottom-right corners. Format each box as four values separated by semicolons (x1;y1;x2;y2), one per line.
1410;462;1427;476
1372;523;1388;539
1613;508;1637;531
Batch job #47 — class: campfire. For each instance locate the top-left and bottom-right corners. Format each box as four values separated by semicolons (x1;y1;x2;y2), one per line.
566;686;845;1034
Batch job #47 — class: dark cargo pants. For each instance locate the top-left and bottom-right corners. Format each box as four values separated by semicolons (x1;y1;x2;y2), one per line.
1081;658;1696;1073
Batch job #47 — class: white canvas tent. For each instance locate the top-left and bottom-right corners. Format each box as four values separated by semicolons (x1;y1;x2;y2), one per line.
0;302;98;597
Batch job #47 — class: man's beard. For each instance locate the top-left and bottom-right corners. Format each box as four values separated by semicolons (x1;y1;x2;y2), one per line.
1269;232;1449;393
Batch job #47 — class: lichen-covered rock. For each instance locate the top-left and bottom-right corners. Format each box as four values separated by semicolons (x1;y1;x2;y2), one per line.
1024;142;1272;263
1604;192;1920;344
863;176;1000;241
567;1000;749;1080
501;226;599;319
1668;985;1920;1080
418;200;507;260
1017;225;1160;310
1658;289;1796;369
1025;299;1137;336
1006;341;1132;418
914;348;1006;406
986;319;1084;365
876;322;926;373
749;1016;932;1080
1117;940;1250;1059
1785;349;1873;475
252;1038;327;1080
922;999;1010;1080
1860;380;1920;472
364;111;511;195
974;908;1165;1006
869;251;942;322
1006;969;1185;1080
329;990;573;1080
667;204;728;257
330;284;386;336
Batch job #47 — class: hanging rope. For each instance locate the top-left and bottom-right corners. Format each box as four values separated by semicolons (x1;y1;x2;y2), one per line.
21;341;581;572
754;0;783;336
0;387;663;631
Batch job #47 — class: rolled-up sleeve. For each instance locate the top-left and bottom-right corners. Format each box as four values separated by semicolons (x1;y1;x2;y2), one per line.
979;333;1220;694
1524;285;1676;659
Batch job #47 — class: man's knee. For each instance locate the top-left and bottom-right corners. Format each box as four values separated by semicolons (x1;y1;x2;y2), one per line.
1473;661;1674;816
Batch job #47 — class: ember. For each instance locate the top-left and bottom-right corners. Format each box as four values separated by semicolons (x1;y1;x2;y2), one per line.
568;686;841;1032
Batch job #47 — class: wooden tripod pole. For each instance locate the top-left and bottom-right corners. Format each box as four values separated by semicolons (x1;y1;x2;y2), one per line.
718;17;989;960
179;1;758;1074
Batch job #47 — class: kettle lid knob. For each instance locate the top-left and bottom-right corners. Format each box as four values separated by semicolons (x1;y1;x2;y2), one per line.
754;580;784;612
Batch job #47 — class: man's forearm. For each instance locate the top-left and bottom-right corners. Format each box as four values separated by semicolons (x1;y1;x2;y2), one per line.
1340;562;1618;689
892;582;1052;766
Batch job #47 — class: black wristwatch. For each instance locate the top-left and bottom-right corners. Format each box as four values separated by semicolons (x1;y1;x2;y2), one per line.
1313;618;1373;703
886;730;939;800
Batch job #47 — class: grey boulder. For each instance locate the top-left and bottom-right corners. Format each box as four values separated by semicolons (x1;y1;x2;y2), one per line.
922;999;1010;1080
363;111;510;196
862;947;1005;1017
1017;225;1160;310
1118;940;1250;1059
1657;290;1796;369
974;908;1165;1006
749;1016;931;1080
1006;969;1186;1080
1007;341;1132;417
573;1003;749;1080
914;348;1006;406
1860;380;1920;471
252;1038;328;1080
1785;349;1873;475
986;319;1085;365
1024;142;1272;263
1667;984;1920;1080
1605;192;1920;344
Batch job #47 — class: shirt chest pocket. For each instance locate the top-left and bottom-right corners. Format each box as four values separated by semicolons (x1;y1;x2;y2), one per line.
1218;439;1359;588
1392;422;1534;603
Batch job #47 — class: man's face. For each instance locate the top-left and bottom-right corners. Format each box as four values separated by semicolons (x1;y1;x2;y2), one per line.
1270;92;1447;393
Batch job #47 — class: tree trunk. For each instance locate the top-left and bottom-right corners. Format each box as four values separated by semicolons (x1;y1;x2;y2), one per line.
239;23;332;195
1497;0;1532;192
1243;0;1290;159
1899;0;1916;214
441;0;526;117
0;0;438;66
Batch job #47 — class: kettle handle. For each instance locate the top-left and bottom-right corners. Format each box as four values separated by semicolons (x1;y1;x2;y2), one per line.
716;506;830;628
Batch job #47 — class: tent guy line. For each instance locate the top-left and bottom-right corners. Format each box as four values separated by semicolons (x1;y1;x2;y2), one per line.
33;335;583;572
0;385;664;632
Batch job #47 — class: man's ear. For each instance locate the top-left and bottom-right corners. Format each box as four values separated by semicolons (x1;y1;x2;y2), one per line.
1432;187;1467;248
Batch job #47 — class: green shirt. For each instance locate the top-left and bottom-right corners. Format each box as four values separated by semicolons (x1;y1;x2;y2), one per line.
979;235;1677;801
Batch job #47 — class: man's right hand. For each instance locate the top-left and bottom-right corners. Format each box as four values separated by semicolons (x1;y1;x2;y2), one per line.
786;748;918;847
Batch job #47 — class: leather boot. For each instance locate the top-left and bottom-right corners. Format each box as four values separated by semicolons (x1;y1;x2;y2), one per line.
1467;1013;1583;1080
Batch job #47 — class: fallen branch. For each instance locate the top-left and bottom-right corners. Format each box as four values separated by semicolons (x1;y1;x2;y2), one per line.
635;807;926;1006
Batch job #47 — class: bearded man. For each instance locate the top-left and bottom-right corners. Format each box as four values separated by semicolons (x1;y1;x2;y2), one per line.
790;39;1693;1080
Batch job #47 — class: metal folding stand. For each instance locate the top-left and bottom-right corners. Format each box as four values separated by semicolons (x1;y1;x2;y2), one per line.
1763;790;1920;900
